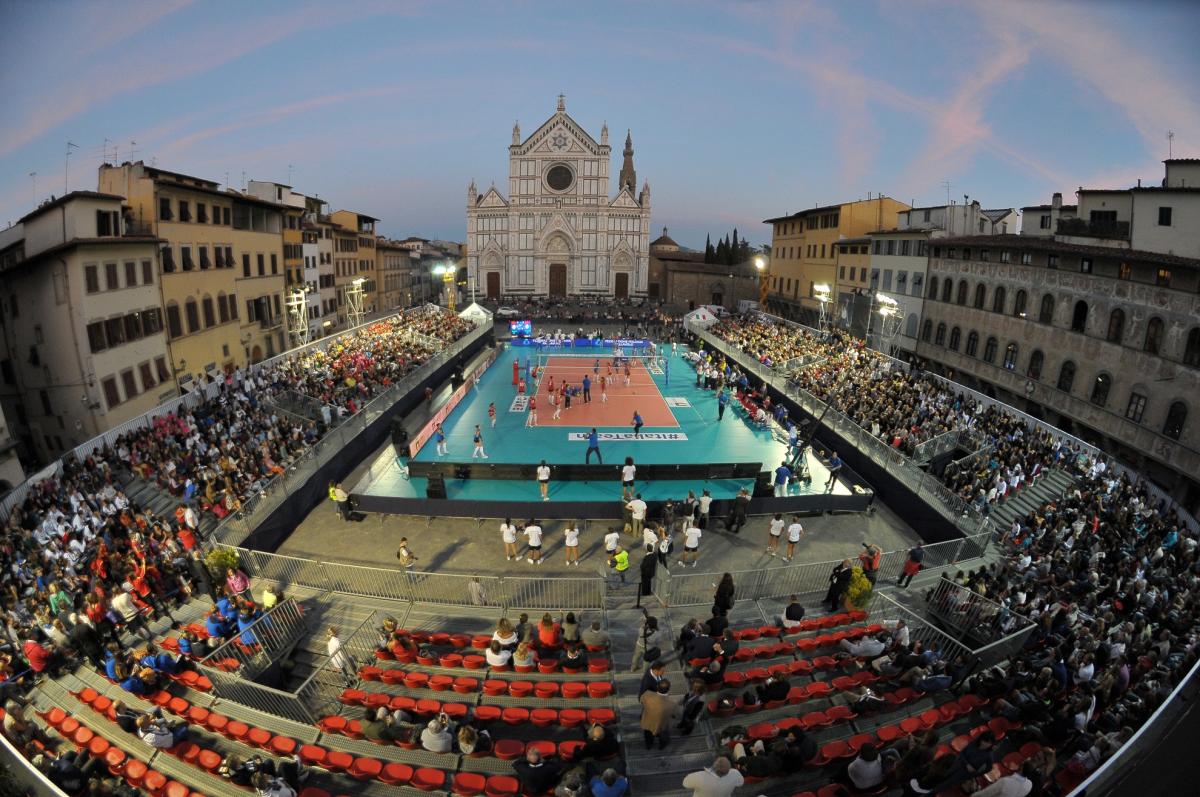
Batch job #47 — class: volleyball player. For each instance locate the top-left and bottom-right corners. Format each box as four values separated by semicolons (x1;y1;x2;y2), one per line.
526;396;537;427
472;425;488;459
488;402;496;428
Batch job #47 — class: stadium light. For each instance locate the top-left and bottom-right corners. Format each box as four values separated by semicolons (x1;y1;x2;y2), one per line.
433;262;456;312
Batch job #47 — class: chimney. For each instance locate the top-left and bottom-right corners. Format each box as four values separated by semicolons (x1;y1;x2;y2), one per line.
1051;192;1062;209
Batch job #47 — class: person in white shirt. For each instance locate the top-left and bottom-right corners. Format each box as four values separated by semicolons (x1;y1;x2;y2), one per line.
536;461;551;502
627;495;648;538
604;527;621;555
766;513;784;556
783;516;804;563
524;521;544;565
642;522;659;553
501;518;519;561
326;626;356;685
698;489;712;529
564;522;581;566
682;756;743;797
973;763;1035;797
485;640;512;667
679;525;702;568
621;458;637;500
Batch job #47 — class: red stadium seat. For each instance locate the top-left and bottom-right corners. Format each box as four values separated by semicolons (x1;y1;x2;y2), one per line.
453;773;487;796
474;705;502;723
429;675;455;691
559;708;587;728
248;727;272;748
339;689;366;706
198;749;223;773
142;770;167;795
586;708;616;725
324;751;353;773
531;708;558;727
527;740;556;759
848;732;876;752
299;745;327;767
412;768;445;791
463;655;487;669
501;707;529;725
493;739;525;760
559;740;584;760
586;682;612;699
104;748;127;776
534;682;559;699
318;716;347;734
349;757;383;781
270;736;297;756
380;763;414;785
442;703;469;720
508;680;534;697
485;775;520;797
483;680;508;696
453;677;479;694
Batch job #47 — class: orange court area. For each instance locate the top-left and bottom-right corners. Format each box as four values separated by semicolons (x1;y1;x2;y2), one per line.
531;355;679;428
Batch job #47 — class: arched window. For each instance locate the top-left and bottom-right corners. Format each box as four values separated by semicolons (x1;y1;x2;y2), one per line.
983;336;998;363
1039;294;1055;324
1013;290;1027;318
202;295;215;328
1057;361;1076;392
1163;401;1187;440
1071;300;1089;333
1003;342;1018;370
949;326;961;351
941;279;953;302
1106;308;1125;343
974;284;986;309
166;301;182;339
1145;317;1164;354
928;276;939;300
217;292;229;323
935;323;947;345
1185;327;1200;366
992;286;1006;314
956;280;968;305
184;297;200;333
921;319;933;342
1091;372;1112;406
965;331;979;357
1027;350;1044;379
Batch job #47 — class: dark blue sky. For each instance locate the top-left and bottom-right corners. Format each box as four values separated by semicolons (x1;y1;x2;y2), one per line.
1;0;1197;247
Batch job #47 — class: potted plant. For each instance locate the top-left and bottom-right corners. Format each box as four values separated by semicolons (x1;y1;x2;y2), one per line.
204;547;242;580
843;566;873;610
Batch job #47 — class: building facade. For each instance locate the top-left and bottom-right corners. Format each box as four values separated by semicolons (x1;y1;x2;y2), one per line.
467;96;651;301
764;196;910;324
0;192;174;464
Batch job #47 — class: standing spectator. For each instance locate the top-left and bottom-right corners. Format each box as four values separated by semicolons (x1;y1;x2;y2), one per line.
630;614;662;672
537;460;552;500
326;626;356;685
698;489;712;529
898;544;924;588
187;550;217;601
468;577;488;606
859;542;882;584
766;513;784;556
783;515;804;562
725;488;750;534
639;679;677;750
609;545;629;585
678;678;707;735
713;573;735;615
679;522;702;568
627;494;648;538
523;520;544;565
621;457;637;499
564;521;581;566
639;552;657;598
589;769;629;797
682;756;744;797
501;518;519;561
225;567;253;601
395;538;418;569
824;559;853;611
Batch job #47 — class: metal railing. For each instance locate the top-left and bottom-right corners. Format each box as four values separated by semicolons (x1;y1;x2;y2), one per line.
864;591;977;666
652;531;991;607
912;429;961;464
923;579;1035;658
203;668;317;725
294;611;380;721
199;597;308;679
222;545;607;609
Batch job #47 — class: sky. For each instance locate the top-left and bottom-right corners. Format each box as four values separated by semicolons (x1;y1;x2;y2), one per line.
0;0;1197;248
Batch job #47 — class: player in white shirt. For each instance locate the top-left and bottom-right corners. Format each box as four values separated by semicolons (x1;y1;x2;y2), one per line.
604;527;621;555
767;513;785;556
523;521;544;565
679;524;702;568
536;461;551;502
784;516;804;562
501;518;519;561
564;522;581;565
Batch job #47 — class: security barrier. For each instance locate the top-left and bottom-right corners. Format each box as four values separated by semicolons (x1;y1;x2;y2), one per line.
199;597;308;680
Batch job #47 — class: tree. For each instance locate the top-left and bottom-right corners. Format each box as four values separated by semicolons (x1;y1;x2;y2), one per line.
730;229;739;265
704;234;714;264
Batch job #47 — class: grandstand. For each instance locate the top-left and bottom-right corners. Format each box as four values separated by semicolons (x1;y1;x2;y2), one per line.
0;304;1196;797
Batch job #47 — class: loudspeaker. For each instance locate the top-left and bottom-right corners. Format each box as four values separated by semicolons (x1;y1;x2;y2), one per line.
455;464;471;480
390;418;409;446
426;474;447;499
753;471;773;497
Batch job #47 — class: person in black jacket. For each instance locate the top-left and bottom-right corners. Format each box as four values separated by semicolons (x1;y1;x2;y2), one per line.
639;553;657;597
756;674;790;704
713;573;735;615
639;660;667;696
187;550;217;601
677;678;706;735
512;748;563;795
576;723;620;762
825;559;853;611
725;489;750;533
66;614;105;669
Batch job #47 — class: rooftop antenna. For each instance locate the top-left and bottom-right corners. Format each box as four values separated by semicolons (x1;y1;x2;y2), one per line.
29;172;37;205
1168;130;1174;158
287;164;294;185
65;141;79;194
128;140;139;162
103;137;113;164
941;179;951;207
241;170;246;191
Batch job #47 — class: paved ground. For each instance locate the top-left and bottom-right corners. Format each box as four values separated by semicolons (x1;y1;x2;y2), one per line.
279;446;918;578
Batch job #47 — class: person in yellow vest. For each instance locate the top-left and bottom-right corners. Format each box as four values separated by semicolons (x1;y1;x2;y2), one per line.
329;482;349;521
609;545;630;586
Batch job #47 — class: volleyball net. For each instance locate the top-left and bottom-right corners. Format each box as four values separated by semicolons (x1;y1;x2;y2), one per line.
533;345;663;375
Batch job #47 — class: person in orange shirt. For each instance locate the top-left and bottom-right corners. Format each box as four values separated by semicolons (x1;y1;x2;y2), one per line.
858;543;882;585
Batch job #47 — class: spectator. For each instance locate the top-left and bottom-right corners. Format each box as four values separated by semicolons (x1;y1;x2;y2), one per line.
779;595;806;630
577;723;619;761
639;679;677;750
420;716;454;753
589;769;629;797
581;620;610;650
513;748;564;796
136;712;188;748
682;755;744;797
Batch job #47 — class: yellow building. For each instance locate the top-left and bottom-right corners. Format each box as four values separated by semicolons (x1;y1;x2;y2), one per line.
330;210;378;325
98;162;287;381
763;196;909;323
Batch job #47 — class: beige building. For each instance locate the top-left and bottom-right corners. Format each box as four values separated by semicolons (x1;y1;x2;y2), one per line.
648;232;758;311
0;192;174;464
329;210;377;325
98;162;288;380
376;238;415;313
0;404;24;492
247;181;308;346
764;196;909;324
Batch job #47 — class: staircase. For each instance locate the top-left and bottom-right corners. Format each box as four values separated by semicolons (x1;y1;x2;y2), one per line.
987;468;1075;532
117;470;222;539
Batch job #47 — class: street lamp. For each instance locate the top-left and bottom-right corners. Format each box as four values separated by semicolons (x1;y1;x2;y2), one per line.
346;277;366;328
813;283;831;331
873;292;903;355
754;255;769;308
433;262;456;312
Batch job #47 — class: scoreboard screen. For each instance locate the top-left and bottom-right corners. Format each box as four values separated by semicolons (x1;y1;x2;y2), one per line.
509;319;532;337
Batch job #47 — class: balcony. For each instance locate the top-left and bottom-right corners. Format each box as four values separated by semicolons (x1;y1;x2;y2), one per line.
1056;218;1130;240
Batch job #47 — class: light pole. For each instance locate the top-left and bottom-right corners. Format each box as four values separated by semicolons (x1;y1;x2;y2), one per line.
813;282;831;332
346;277;366;328
754;255;768;309
874;292;902;355
433;263;456;312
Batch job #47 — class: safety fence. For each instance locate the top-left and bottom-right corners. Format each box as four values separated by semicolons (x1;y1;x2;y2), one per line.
923;579;1036;670
863;591;977;668
205;319;491;548
294;611;381;723
220;545;607;610
651;531;991;608
199;598;309;680
264;389;339;428
912;429;962;464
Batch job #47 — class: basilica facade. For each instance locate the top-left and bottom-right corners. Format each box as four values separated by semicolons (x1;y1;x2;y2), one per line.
467;96;651;300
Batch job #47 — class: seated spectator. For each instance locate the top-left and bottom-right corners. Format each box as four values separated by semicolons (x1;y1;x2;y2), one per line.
512;641;538;668
252;771;296;797
589;768;629;797
756;674;790;704
561;612;581;644
779;595;806;630
840;632;889;659
33;749;102;796
21;630;67;677
136;712;188;748
536;612;563;648
847;743;886;790
420;715;454;753
3;699;51;747
561;645;588;671
457;724;491;755
732;739;782;777
362;707;407;743
577;723;619;761
492;618;519;650
485;640;512;668
581;620;610;650
513;748;564;796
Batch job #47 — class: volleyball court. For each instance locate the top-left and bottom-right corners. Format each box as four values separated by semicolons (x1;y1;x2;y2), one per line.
531;351;678;428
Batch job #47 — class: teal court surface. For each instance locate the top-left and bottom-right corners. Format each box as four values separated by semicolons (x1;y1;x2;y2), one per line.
354;343;848;503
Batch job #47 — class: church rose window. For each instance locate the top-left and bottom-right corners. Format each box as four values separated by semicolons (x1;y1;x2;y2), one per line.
546;164;574;191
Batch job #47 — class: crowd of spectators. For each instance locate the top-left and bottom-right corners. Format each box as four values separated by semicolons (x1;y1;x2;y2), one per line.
704;315;1096;513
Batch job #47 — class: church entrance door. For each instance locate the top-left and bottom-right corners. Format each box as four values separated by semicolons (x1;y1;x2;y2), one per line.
549;264;567;297
486;272;500;299
614;273;629;299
